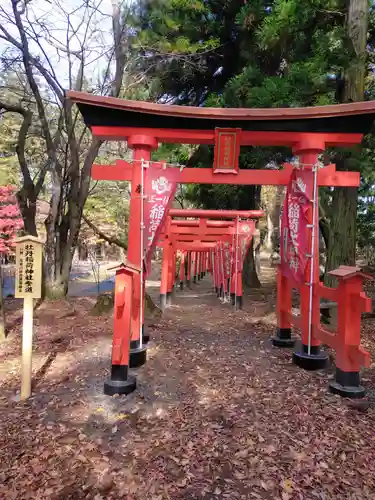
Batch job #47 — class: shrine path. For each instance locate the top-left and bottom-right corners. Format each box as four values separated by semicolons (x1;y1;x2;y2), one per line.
1;276;375;499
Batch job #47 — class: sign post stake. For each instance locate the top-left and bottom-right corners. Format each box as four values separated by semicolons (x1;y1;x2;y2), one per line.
14;235;43;400
21;295;34;400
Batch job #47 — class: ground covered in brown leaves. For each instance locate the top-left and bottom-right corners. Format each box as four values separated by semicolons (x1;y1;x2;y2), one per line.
1;278;375;500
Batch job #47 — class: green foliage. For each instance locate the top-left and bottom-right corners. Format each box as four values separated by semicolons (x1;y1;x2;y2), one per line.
0;112;21;185
137;0;352;212
138;0;375;260
137;0;246;104
84;181;130;247
0;71;53;192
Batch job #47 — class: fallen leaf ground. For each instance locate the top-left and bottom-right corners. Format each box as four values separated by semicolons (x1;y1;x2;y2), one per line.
1;270;375;500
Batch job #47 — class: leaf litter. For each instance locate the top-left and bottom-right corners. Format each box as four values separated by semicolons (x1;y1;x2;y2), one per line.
0;281;375;499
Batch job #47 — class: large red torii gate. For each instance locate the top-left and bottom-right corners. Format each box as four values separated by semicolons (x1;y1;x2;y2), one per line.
68;90;375;396
159;209;262;309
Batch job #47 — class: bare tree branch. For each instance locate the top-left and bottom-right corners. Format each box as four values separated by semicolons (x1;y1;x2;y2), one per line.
82;213;127;249
0;98;33;187
11;0;59;166
0;22;65;102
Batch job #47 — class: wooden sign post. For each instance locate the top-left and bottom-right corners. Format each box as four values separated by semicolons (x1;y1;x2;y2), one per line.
14;236;43;400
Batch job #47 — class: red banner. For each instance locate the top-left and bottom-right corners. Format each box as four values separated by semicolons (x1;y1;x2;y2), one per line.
230;221;255;273
239;221;255;269
280;168;313;283
143;165;180;274
213;128;241;174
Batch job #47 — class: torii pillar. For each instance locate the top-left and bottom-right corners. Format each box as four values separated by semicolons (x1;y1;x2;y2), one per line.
127;135;158;368
272;137;329;370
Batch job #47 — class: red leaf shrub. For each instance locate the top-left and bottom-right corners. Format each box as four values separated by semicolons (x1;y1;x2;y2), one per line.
0;186;23;254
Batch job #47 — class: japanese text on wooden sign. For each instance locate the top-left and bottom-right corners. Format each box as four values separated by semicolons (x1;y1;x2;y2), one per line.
15;239;43;299
213;128;241;174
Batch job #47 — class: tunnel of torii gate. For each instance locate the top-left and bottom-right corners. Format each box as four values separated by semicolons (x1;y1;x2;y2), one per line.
158;209;263;311
68;89;375;397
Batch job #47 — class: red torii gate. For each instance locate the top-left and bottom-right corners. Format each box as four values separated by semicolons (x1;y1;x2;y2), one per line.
68;90;375;396
160;209;262;309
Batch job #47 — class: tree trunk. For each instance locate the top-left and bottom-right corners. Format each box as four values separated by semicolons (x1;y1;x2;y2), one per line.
325;0;367;285
44;259;70;298
0;266;5;341
345;0;368;103
44;216;76;299
261;184;284;255
325;186;357;286
243;238;261;288
16;188;38;236
271;185;284;252
264;212;273;252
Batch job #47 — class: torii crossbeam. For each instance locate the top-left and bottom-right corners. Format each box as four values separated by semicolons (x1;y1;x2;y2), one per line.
92;161;359;187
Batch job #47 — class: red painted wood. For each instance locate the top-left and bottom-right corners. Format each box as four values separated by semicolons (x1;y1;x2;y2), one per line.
92;126;363;147
160;242;171;295
187;252;192;282
112;268;133;366
92;162;360;187
281;263;372;373
169;226;235;235
316;283;338;302
169;235;232;243
175;242;217;251
313;325;339;350
169;209;264;218
127;137;157;342
179;251;186;282
213;128;241;174
276;269;292;330
171;220;234;227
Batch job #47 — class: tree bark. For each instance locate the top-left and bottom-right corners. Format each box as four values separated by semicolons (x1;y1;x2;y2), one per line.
16;188;38;236
325;186;358;286
264;212;273;252
261;184;284;255
325;0;367;284
345;0;368;103
242;238;261;288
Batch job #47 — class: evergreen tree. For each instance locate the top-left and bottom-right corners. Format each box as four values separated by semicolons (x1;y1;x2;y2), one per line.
139;0;375;280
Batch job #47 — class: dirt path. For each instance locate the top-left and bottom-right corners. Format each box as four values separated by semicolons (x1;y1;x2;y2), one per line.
1;277;375;499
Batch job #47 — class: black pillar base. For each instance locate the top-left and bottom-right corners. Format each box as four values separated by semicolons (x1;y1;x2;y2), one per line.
104;375;136;396
293;344;329;371
142;324;150;344
271;327;296;348
219;285;223;298
160;293;167;311
179;281;184;290
215;287;219;296
104;365;136;396
166;291;172;306
197;273;201;281
230;293;235;306
193;276;197;284
200;272;204;279
129;341;147;368
186;279;190;288
329;368;366;399
235;295;243;310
